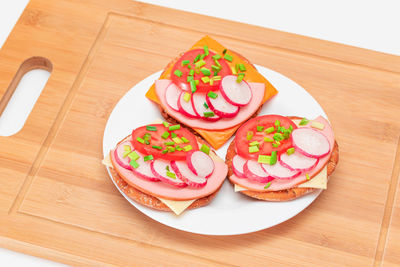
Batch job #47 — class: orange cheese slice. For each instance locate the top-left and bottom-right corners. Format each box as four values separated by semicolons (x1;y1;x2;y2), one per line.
146;36;278;149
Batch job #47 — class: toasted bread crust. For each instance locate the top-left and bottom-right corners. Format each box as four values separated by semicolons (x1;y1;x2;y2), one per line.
225;116;339;201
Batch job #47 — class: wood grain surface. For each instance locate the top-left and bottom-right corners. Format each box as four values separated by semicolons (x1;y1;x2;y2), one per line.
0;1;399;266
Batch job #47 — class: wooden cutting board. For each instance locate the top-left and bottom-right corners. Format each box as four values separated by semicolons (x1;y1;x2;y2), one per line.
0;1;399;266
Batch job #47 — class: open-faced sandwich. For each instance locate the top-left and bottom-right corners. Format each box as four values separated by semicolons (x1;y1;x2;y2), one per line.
146;36;278;149
226;115;339;201
103;121;228;215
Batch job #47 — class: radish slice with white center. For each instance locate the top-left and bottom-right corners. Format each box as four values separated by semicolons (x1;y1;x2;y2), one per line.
150;159;187;187
114;140;133;170
292;128;330;158
165;83;181;111
130;151;160;182
262;161;300;179
220;75;252;106
232;155;247;178
191;93;220;121
177;91;197;118
171;161;207;188
243;160;273;183
280;150;319;171
206;91;239;118
186;150;215;178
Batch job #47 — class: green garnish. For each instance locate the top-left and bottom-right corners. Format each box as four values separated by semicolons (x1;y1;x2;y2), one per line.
207;91;218;99
187;64;192;69
272;142;279;148
289;125;293;132
143;155;154;162
235;63;240;73
203;45;209;56
264;137;274;142
299;118;309;126
212;54;221;60
193;54;201;63
169;124;181;131
171;132;177;138
146;125;157;131
123;145;132;157
187;76;194;82
201;76;210;83
176;146;183;151
161;131;170;139
161;149;168;154
129;159;139;169
164;141;175;146
209;78;214;86
162;121;169;128
257;126;264;132
190;79;197;93
311;121;325;130
273;133;284;141
246;131;254;141
275;120;281;127
286;147;295;155
195;79;199;85
123;145;131;151
183;92;191;102
200;54;205;60
168;147;176;152
200;67;211;76
203;102;209;109
152;145;162;150
172;137;183;144
127;151;140;161
189;69;195;76
270;151;277;165
239;63;246;72
258;155;271;164
183;145;193;151
173;69;182;77
181;60;190;66
249;146;259;153
200;144;210;155
144;140;150;145
165;165;170;171
136;137;145;144
236;73;244;83
306;173;310;180
195;59;206;68
181;137;189;143
203;111;215;117
224;54;233;62
265;126;275;134
212;76;221;81
249;141;260;147
143;133;151;141
166;171;176;179
283;129;291;139
231;66;237;75
264;182;272;189
211;65;221;72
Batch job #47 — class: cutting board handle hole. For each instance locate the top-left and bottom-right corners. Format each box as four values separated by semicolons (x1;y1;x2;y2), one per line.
0;57;52;136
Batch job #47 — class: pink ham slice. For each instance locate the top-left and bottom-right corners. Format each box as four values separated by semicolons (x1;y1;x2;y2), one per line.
156;79;265;130
151;159;187;188
229;116;334;191
262;161;300;179
206;91;239;118
177;91;198;118
243;160;273;183
114;139;133;170
232;155;247;178
171;161;207;188
110;148;228;200
192;92;220;121
280;150;318;172
220;75;252;106
165;83;181;111
292;128;330;158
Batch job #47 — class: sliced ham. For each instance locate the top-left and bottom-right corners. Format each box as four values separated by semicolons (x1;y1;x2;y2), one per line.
156;79;265;130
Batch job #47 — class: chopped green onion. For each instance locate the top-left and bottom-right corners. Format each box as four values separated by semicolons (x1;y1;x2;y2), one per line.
129;159;139;169
190;79;197;93
224;53;233;62
166;171;176;179
168;147;176;152
189;69;195;76
200;144;210;155
195;59;206;68
187;64;192;69
171;132;177;138
201;76;210;83
264;137;274;142
249;146;259;153
289;125;293;132
306;173;310;180
136;137;145;144
176;145;183;151
236;73;245;83
211;65;221;72
203;111;215;117
146;125;157;131
165;165;170;171
299;118;309;126
273;133;284;141
231;66;237;75
200;54;205;60
222;49;227;54
195;79;199;85
272;142;279;148
286;147;295;155
183;145;193;151
181;137;189;143
275;120;281;127
276;126;284;133
183;92;191;102
193;54;201;63
249;141;260;147
164;141;175;146
162;121;169;128
257;126;264;132
187;76;194;82
265;126;275;134
270;151;277;165
173;69;182;77
123;146;132;157
207;91;218;99
258;155;271;164
235;63;240;73
161;149;168;154
201;67;211;76
264;182;272;189
152;145;162;150
246;131;254;141
143;155;154;161
181;60;190;66
212;54;221;60
143;133;151;141
209;78;214;86
212;75;221;81
283;129;291;139
123;145;131;151
172;137;183;144
239;63;246;72
203;45;209;56
169;124;181;131
161;131;170;139
144;140;150;145
128;151;140;161
203;102;209;109
311;121;325;130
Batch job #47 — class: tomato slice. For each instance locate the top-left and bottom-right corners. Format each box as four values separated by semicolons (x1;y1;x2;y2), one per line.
131;124;199;161
235;115;298;160
171;48;232;92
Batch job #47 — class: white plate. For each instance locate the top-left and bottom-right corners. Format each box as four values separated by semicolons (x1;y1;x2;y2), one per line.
103;65;327;235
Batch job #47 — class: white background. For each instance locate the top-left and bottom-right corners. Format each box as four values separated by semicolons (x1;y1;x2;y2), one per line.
0;0;399;266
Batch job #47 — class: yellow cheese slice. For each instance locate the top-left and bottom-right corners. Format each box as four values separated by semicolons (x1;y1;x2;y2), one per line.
156;197;196;215
234;184;247;192
298;166;327;189
102;153;113;168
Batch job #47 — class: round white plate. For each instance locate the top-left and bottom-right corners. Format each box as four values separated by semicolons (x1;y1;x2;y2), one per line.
103;65;327;235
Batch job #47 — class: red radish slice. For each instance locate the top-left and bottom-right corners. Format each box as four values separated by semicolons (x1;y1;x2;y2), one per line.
191;93;220;121
171;161;207;188
151;159;187;187
220;75;252;106
177;91;197;118
130;151;160;182
165;83;181;112
114;140;133;170
206;91;239;118
280;151;318;172
186;150;215;178
243;160;273;183
232;155;247;178
262;161;300;179
292;128;330;158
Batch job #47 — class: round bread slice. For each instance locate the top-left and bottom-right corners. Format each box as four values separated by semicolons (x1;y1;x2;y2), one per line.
226;116;339;201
